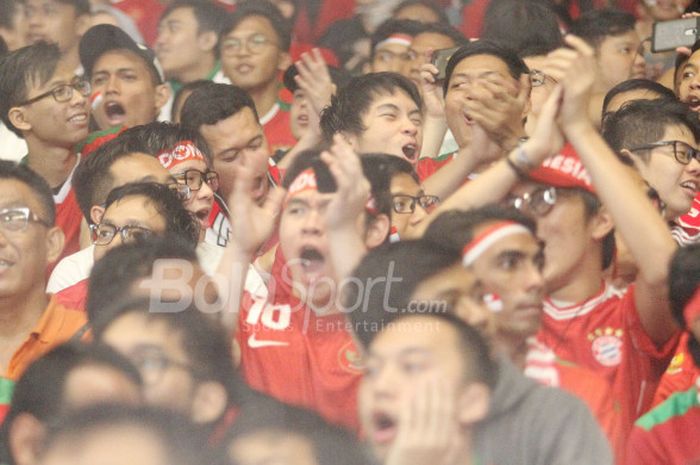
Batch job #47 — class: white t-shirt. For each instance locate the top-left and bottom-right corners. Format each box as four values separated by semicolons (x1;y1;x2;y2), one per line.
47;245;95;293
0;123;28;163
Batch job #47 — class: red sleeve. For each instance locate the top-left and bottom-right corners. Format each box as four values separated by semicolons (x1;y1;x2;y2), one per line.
624;285;680;364
625;426;665;465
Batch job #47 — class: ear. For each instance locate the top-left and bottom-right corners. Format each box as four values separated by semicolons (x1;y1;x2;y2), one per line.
190;381;228;424
45;226;65;265
589;205;615;241
154;83;171;113
341;131;359;151
8;107;31;133
90;205;105;225
9;413;46;465
363;214;391;249
277;51;292;73
197;31;218;53
457;383;491;426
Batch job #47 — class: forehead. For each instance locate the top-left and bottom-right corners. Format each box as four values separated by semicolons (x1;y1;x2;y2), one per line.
169;158;208;175
202;108;263;148
110;153;172;181
102;195;163;221
29;59;74;93
93;49;152;76
411;32;455;51
371;317;458;356
0;179;46;214
375;41;409;53
600;30;640;49
523;54;547;70
660;123;695;143
163;5;196;24
452;53;512;76
227;15;275;37
366;90;418;112
414;264;478;299
285;187;333;206
390;172;420;192
471;222;539;257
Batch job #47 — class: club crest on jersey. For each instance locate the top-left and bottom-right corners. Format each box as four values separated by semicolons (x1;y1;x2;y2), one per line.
338;340;364;374
588;327;623;367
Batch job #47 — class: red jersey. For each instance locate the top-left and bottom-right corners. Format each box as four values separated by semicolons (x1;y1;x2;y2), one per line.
53;279;88;312
537;283;679;446
415;153;455;182
110;0;165;46
673;194;700;246
292;0;355;45
260;102;296;155
653;332;700;407
55;188;82;261
626;382;700;465
236;250;362;432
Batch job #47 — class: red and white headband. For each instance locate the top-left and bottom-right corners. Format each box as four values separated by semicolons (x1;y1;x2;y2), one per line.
158;140;205;170
462;221;531;267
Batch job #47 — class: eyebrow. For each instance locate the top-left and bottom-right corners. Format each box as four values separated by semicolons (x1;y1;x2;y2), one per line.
376;103;400;113
218;135;263;157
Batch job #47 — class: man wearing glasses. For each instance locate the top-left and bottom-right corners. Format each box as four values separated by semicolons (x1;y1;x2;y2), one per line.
219;1;296;153
0;41;91;261
0;161;86;381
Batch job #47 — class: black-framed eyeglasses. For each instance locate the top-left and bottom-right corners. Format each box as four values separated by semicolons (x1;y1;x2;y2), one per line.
629;140;700;165
174;169;219;193
220;33;277;55
504;187;558;217
529;69;557;88
127;346;197;386
0;207;50;232
90;223;155;246
391;194;440;214
16;78;91;106
166;182;192;201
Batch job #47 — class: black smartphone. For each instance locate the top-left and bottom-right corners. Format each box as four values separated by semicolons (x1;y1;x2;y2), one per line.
652;17;700;53
431;46;461;81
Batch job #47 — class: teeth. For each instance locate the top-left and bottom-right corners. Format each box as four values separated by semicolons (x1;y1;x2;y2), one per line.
0;260;11;267
681;181;698;190
69;114;86;122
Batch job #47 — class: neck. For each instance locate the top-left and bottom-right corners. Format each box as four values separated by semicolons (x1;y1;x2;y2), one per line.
176;55;217;84
61;46;80;74
494;332;530;370
546;254;604;304
248;80;280;119
0;287;48;339
25;137;77;189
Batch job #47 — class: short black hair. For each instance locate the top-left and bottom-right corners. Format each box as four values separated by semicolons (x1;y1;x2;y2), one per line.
102;182;200;247
669;244;700;329
161;0;230;37
73;122;210;222
569;9;636;49
482;0;562;57
0;160;56;224
423;206;537;254
0;343;141;465
393;0;451;24
602;98;700;160
320;72;422;141
0;36;7;58
221;0;292;52
227;400;371;465
601;78;678;116
0;42;62;137
180;82;259;130
344;239;461;347
444;40;529;95
172;79;211;121
370;18;425;59
39;404;216;465
386;311;498;388
86;235;198;327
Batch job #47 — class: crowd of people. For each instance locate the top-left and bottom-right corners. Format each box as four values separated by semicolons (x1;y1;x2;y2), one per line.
0;0;700;464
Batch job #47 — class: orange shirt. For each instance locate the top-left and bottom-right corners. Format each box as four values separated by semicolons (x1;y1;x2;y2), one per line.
4;296;87;381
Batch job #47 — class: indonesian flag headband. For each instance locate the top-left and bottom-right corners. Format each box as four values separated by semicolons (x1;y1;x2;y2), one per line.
157;140;205;170
286;168;378;214
683;287;700;328
376;33;412;49
462;221;532;267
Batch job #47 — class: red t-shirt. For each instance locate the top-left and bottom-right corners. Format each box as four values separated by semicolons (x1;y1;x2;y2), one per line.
53;278;88;312
652;332;700;408
673;194;700;246
537;283;679;446
292;0;356;45
415;154;455;182
261;102;297;155
235;250;362;432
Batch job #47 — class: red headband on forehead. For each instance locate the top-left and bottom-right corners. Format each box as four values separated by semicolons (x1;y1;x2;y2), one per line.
158;140;205;170
462;221;531;267
285;168;379;214
527;145;594;193
684;287;700;328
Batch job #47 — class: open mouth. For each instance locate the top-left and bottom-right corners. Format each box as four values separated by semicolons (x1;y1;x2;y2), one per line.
194;207;211;226
236;63;254;74
371;411;397;444
688;96;700;113
463;112;475;125
299;246;325;274
105;101;126;122
0;258;14;272
68;112;88;124
681;180;699;196
402;143;418;161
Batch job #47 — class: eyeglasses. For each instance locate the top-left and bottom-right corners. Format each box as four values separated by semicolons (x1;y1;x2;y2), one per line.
167;182;192;201
529;69;557;87
391;194;440;214
16;78;91;106
0;207;50;232
505;187;558;217
174;169;219;193
90;223;155;246
220;33;277;55
629;140;700;165
127;347;196;386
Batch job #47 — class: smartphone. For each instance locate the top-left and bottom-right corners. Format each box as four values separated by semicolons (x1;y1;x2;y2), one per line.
431;46;461;81
652;17;700;53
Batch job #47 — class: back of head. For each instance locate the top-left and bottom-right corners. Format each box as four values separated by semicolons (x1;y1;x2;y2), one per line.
569;9;636;48
0;42;62;137
73;122;209;221
601;78;677;116
444;40;529;94
180;82;258;131
482;0;562;57
320;72;421;141
38;404;215;465
221;0;292;52
345;239;460;347
0;160;55;225
86;236;198;326
601;98;700;155
423;206;536;254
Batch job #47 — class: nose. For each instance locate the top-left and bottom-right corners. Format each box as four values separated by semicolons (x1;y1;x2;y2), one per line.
301;208;323;235
522;261;545;296
197;178;215;202
104;74;120;95
686;156;700;176
401;115;419;136
409;203;428;226
371;365;397;399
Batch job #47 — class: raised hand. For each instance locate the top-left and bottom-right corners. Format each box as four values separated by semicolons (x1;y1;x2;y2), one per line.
294;48;335;116
419;59;446;119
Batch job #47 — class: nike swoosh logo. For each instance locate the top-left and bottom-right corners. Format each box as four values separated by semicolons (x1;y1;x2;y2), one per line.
247;333;290;349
